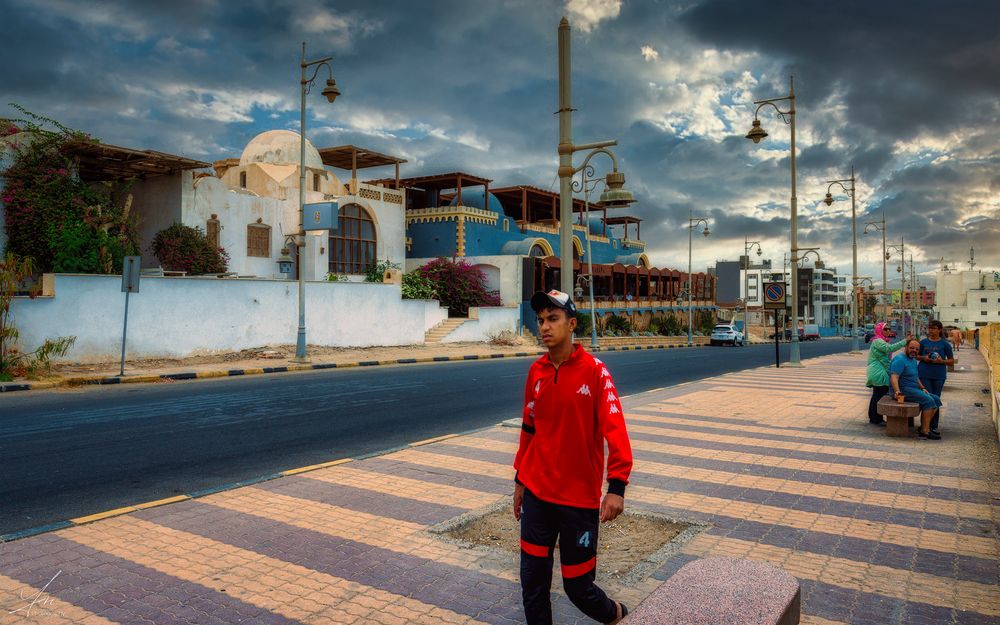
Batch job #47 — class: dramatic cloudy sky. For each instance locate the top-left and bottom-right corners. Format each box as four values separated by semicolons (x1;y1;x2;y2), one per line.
2;0;997;287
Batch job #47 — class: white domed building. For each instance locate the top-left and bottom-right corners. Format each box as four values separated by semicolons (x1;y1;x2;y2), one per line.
132;130;409;281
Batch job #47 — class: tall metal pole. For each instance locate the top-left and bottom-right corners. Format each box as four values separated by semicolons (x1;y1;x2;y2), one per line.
744;236;749;337
881;211;887;317
583;177;598;349
557;17;575;296
687;210;694;347
849;166;860;353
294;42;309;363
788;76;801;366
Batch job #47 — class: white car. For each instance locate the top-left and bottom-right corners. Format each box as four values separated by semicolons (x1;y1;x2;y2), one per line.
710;324;745;346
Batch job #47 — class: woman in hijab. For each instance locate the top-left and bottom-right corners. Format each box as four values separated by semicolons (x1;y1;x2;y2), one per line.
865;322;908;425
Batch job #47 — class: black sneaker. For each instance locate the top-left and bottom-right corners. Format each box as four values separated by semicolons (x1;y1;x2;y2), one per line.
919;431;941;440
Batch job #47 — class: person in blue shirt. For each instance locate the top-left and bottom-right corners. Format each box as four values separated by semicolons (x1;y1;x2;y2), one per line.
917;319;954;434
890;339;943;440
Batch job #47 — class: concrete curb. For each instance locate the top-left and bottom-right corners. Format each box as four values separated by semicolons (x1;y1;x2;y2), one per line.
0;342;708;393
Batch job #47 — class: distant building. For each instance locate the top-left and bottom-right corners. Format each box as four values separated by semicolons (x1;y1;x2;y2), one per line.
933;269;1000;329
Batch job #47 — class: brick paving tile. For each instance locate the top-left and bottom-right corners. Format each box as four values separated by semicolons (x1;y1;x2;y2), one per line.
1;352;997;625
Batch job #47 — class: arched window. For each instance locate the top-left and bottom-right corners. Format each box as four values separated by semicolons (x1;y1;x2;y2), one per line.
329;203;377;274
528;243;547;258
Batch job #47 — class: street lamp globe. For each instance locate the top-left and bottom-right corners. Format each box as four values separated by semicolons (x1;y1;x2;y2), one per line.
597;171;635;208
756;248;762;256
823;192;834;206
745;119;768;143
321;78;341;103
702;226;711;237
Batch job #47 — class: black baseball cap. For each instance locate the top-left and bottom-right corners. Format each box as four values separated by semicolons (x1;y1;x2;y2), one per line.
530;289;577;316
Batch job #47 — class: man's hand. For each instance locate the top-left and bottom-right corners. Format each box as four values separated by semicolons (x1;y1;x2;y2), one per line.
513;483;525;521
600;493;624;523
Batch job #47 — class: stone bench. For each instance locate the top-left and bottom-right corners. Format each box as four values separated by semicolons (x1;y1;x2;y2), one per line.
877;395;920;437
625;557;800;625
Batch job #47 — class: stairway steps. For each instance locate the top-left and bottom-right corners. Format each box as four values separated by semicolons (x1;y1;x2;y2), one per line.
424;318;468;343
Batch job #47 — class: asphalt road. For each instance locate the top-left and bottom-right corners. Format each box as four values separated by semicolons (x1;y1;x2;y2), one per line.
0;339;855;536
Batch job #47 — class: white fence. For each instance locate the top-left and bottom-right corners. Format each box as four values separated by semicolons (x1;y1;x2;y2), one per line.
12;274;449;362
440;306;521;343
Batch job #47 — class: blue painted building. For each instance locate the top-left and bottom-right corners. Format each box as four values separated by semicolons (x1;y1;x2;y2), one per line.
370;172;716;331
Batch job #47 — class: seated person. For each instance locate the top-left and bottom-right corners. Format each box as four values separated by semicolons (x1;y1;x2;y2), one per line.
890;339;942;440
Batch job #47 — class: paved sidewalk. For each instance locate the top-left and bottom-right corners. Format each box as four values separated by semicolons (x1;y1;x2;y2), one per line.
1;351;997;624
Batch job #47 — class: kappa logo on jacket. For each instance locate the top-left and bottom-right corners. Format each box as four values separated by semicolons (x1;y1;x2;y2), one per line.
577;384;591;396
604;379;615;390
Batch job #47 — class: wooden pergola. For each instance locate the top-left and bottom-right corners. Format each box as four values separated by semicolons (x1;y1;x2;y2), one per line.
59;140;210;182
490;185;590;227
604;215;641;241
318;145;406;186
367;172;492;210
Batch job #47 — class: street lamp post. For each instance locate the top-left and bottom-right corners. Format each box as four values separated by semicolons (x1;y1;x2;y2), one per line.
687;211;711;346
556;17;634;296
746;76;802;366
909;254;919;336
744;236;762;343
886;238;905;334
823;165;860;353
856;276;874;331
570;165;611;349
864;211;887;318
294;41;341;363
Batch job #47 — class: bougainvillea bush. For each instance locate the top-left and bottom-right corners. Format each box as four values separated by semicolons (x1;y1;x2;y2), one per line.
151;223;229;275
416;258;501;317
1;106;139;274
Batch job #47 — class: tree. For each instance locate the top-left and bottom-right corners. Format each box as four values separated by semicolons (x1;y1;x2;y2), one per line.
2;105;139;273
417;258;500;317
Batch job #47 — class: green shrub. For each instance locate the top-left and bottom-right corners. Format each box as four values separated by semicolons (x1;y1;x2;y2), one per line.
401;271;438;299
604;314;632;335
574;311;593;338
151;223;229;275
364;259;400;283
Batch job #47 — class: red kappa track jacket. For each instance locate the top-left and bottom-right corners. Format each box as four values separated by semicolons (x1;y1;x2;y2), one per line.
513;343;633;509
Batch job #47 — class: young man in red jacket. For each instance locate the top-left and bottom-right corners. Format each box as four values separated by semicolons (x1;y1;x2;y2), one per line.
513;290;633;625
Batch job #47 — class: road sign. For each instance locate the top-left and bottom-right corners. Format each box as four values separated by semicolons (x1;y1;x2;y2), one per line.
763;282;786;310
304;201;340;231
121;256;141;293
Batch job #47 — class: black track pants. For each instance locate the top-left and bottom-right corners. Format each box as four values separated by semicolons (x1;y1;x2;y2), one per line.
520;488;617;624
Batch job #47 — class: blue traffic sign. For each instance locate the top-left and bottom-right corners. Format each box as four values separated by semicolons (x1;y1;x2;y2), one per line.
763;282;786;309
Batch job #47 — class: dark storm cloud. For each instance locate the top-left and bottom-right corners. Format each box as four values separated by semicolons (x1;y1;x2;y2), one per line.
679;0;1000;138
1;0;996;276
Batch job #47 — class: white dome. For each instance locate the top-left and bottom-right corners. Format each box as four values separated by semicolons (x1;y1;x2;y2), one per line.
240;130;324;170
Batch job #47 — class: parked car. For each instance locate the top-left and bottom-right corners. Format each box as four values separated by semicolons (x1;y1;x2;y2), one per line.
769;328;805;341
802;324;820;341
710;324;745;346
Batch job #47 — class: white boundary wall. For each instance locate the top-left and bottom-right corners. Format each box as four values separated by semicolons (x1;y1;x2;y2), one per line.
440;306;520;343
12;274;447;362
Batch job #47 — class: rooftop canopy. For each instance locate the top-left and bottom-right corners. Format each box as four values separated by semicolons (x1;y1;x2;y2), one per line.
318;145;406;170
60;139;210;182
367;171;491;191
